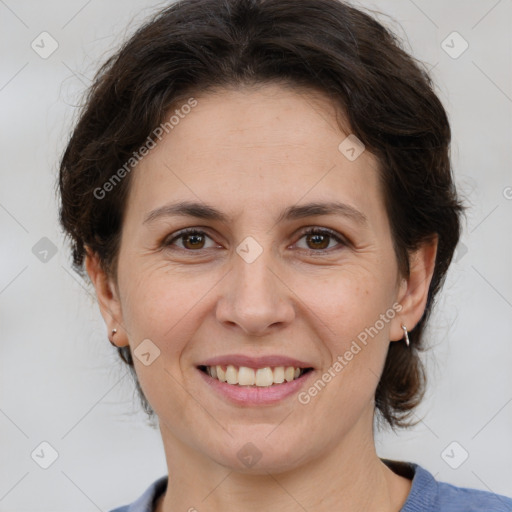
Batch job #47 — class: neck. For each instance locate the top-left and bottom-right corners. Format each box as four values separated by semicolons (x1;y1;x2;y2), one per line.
156;409;411;512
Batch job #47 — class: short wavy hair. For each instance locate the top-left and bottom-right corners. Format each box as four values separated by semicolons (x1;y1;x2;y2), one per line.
58;0;464;429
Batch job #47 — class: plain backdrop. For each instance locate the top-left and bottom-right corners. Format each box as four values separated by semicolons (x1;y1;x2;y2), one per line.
0;0;511;510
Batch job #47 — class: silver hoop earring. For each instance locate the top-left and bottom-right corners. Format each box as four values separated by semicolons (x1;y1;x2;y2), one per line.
109;328;118;347
401;324;410;347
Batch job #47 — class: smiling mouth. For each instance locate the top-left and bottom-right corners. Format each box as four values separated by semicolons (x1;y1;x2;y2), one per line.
198;364;314;387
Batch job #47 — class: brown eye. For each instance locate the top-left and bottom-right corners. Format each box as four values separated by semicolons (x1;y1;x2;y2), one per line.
181;231;206;250
295;228;346;252
164;227;346;254
305;232;330;250
164;229;216;251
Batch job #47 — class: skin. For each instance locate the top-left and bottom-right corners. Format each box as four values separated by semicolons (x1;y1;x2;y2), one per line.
86;83;437;511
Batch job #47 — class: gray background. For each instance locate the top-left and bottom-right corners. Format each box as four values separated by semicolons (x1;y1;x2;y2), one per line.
0;0;511;510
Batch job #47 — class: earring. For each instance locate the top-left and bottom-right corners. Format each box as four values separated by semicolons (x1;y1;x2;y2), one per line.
401;324;410;347
109;328;118;347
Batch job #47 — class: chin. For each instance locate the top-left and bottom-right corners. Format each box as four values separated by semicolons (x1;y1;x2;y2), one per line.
206;429;315;475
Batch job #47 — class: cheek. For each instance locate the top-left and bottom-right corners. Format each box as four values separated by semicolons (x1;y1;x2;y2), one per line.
294;262;395;341
296;265;396;399
116;270;201;414
120;261;204;342
120;268;205;420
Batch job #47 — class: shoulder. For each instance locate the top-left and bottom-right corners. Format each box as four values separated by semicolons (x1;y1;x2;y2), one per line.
436;478;512;511
389;459;512;512
108;475;168;512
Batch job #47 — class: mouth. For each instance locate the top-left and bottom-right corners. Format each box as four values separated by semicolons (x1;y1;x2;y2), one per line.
196;354;316;405
197;364;314;387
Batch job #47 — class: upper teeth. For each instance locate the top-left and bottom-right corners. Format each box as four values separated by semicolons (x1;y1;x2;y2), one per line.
206;365;305;386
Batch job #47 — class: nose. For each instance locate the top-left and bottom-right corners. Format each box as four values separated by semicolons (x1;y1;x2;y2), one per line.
215;243;295;336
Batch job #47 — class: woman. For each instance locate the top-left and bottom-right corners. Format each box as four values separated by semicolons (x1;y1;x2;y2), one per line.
58;0;512;510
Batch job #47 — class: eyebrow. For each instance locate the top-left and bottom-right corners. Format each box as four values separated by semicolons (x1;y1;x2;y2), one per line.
143;200;368;226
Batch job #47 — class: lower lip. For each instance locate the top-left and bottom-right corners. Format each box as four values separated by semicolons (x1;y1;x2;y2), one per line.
197;368;314;406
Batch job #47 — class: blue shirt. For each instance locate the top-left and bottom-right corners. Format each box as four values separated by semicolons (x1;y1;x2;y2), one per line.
109;459;512;511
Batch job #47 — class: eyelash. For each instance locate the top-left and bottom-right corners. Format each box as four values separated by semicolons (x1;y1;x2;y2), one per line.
163;227;348;254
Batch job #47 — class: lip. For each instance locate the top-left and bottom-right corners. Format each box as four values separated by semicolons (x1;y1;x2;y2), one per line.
198;354;314;369
197;365;315;406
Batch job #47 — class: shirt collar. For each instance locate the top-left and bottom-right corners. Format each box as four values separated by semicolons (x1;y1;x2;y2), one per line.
124;460;438;512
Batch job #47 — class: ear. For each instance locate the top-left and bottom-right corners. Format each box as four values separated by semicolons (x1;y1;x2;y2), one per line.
84;247;129;347
390;235;438;342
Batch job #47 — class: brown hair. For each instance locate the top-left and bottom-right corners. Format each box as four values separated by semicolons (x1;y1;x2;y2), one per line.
58;0;464;429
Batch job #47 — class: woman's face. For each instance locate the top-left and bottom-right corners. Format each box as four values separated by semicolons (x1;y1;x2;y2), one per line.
92;84;427;473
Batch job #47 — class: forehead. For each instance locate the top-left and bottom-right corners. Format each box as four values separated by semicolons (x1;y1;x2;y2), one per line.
126;84;384;226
